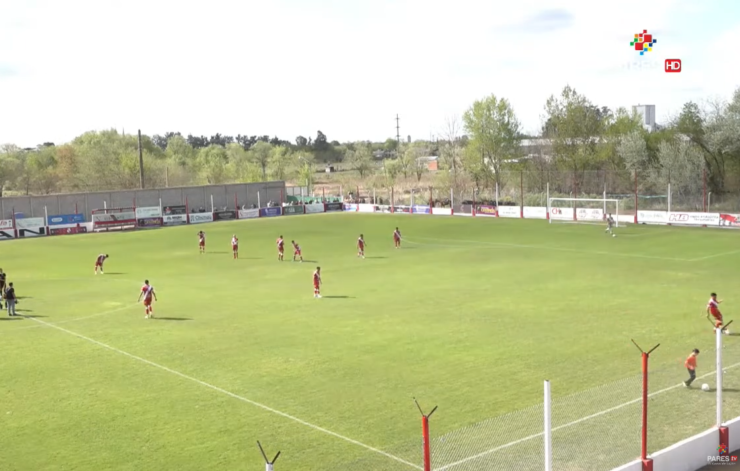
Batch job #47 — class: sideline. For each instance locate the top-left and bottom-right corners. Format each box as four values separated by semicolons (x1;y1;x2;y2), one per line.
22;315;422;470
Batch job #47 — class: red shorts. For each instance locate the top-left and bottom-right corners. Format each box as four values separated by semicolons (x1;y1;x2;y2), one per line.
199;242;205;247
313;283;320;289
295;250;301;256
712;310;723;322
144;298;152;306
95;262;102;267
232;245;238;251
394;237;400;242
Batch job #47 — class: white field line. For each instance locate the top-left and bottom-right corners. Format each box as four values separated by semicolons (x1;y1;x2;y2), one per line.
688;249;740;262
1;304;139;333
22;315;422;471
434;361;740;471
404;237;690;262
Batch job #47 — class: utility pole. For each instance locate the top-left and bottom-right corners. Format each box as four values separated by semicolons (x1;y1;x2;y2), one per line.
138;129;145;189
396;114;401;149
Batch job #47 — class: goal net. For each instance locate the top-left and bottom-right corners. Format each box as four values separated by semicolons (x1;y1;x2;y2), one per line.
548;198;622;227
91;208;137;232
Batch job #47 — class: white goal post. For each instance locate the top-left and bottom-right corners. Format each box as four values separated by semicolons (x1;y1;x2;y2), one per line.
548;198;622;227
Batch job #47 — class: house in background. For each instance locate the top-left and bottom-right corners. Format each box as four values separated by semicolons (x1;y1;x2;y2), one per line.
416;156;438;171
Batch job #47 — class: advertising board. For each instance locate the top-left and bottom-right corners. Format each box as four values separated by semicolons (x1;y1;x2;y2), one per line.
668;212;720;226
305;204;325;214
523;207;547;219
497;206;520;218
431;207;453;216
283;206;305;215
15;217;45;229
325;202;343;212
213;210;237;221
50;226;88;235
135;207;162;218
189;212;214;224
0;219;14;230
576;208;604;221
92;211;136;226
358;204;375;213
720;214;740;227
260;207;282;217
18;227;46;237
238;209;260;219
47;214;85;225
549;207;575;220
637;211;668;224
163;205;187;215
0;228;15;239
163;214;188;225
343;204;358;211
137;218;163;228
476;205;497;217
412;206;430;214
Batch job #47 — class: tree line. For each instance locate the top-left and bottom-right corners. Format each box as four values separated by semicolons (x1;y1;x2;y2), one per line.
1;85;738;200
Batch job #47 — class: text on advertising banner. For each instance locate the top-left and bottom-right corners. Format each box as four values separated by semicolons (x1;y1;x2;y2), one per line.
189;213;214;224
476;205;497;217
163;214;188;225
137;218;163;228
324;202;343;212
135;207;162;218
343;204;357;211
259;207;282;217
15;217;45;229
720;214;740;227
549;207;575;220
497;206;521;218
412;206;430;214
305;203;325;214
667;212;720;225
18;226;46;237
576;208;603;221
637;211;668;224
283;205;305;215
163;205;187;215
0;219;14;230
47;214;85;225
213;210;237;221
238;209;260;219
50;226;88;235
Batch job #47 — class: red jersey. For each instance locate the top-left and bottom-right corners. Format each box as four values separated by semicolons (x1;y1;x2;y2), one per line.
141;284;155;301
393;230;401;240
198;232;205;243
708;298;721;316
231;237;238;247
277;238;284;250
293;243;301;253
313;271;321;285
357;238;365;248
96;254;106;265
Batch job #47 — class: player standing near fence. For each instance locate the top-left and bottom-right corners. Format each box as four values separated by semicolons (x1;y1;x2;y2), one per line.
605;214;615;235
683;348;700;387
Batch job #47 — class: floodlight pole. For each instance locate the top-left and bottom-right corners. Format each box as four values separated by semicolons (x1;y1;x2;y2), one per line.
632;339;660;471
414;398;437;471
257;441;281;471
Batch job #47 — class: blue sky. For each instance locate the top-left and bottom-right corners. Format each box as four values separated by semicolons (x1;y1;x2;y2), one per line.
0;0;738;147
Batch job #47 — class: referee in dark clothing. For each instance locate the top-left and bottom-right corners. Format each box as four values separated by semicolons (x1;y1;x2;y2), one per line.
4;282;17;317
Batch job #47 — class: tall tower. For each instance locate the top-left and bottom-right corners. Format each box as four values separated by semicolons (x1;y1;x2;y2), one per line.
396;114;401;146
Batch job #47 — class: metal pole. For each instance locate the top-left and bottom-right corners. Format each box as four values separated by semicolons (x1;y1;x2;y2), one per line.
138;129;145;189
210;194;214;212
634;170;639;224
422;415;431;471
667;183;671;213
641;352;648;461
703;168;707;212
544;380;552;471
495;182;499;217
546;182;550;223
717;327;723;426
520;171;524;218
258;191;261;209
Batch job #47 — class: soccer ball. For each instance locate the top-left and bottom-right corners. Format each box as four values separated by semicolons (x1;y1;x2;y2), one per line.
702;384;710;391
612;234;616;238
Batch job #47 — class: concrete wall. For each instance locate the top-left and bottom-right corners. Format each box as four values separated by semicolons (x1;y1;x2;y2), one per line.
0;181;286;220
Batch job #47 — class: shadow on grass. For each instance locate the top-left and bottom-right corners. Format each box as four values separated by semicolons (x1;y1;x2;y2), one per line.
365;256;387;259
153;317;192;321
322;296;354;299
16;296;32;300
102;272;124;275
0;317;22;321
20;314;46;318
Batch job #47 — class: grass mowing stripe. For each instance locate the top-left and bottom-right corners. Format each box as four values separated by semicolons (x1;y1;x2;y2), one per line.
434;362;740;471
21;314;424;471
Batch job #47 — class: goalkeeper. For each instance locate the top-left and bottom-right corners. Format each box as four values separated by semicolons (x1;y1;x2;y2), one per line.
605;214;615;235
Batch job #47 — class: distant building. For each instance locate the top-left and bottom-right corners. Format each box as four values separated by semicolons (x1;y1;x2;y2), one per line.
416;156;439;171
633;104;657;131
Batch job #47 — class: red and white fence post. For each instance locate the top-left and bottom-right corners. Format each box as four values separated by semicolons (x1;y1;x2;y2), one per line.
632;339;660;471
415;399;437;471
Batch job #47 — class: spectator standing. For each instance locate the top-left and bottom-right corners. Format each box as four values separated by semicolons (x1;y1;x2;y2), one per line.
5;282;17;317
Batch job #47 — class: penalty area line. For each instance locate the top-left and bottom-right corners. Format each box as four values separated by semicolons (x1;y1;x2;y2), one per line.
434;361;740;471
23;315;422;470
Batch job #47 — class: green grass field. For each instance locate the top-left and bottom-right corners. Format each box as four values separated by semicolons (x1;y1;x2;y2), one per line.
2;213;740;471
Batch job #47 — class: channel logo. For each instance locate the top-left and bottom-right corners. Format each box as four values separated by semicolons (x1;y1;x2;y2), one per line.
665;59;682;73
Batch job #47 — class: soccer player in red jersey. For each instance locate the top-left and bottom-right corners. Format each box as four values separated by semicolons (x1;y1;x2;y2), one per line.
313;267;322;298
706;292;727;333
276;235;285;261
197;231;206;253
393;227;402;248
357;234;366;259
292;240;303;262
231;234;239;259
94;254;109;275
137;280;158;319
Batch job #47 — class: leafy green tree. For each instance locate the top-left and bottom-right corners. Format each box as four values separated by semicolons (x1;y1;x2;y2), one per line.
197;145;229;184
269;146;293;181
463;94;521;189
346;144;373;178
249;141;273;180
